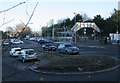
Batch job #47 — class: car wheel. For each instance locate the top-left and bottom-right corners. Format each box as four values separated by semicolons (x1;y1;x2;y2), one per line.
10;53;13;57
58;50;61;53
18;58;20;61
10;54;12;57
35;58;38;61
43;48;45;51
59;50;63;54
65;50;68;54
66;50;71;55
44;48;47;51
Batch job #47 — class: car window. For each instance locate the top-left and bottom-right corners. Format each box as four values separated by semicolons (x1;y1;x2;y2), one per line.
26;50;35;55
58;44;62;48
46;44;51;46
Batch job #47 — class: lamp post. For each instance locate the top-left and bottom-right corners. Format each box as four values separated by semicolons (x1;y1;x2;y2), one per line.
73;12;77;43
52;19;55;40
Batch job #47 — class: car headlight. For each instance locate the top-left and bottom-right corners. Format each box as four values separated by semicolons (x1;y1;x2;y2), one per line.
66;48;72;52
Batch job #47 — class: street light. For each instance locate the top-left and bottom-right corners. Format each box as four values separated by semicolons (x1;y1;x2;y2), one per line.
73;12;77;43
52;19;55;39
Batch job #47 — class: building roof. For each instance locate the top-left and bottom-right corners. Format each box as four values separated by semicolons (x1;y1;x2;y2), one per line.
71;22;100;33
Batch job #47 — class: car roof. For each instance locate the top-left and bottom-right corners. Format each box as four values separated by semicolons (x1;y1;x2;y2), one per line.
12;47;21;49
60;43;72;45
21;49;34;51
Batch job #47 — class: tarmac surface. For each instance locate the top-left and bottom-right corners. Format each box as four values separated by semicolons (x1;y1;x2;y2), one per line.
2;39;120;82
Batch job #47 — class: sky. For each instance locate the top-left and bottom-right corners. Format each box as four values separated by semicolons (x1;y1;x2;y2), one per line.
0;0;119;32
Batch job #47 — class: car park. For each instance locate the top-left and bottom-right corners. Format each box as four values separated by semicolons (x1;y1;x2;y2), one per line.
9;47;22;57
58;43;79;54
19;49;37;62
42;43;57;51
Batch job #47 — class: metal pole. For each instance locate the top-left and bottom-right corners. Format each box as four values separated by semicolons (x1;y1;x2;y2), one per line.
74;12;77;43
52;19;54;40
52;27;54;38
84;28;86;40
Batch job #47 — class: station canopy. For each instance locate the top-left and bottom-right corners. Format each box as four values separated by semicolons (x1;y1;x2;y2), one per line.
71;22;100;33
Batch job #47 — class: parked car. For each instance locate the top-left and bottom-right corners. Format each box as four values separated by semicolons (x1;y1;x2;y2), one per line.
3;41;10;46
9;47;22;57
11;39;24;44
42;43;57;51
19;49;37;62
38;40;46;44
38;39;53;44
58;43;79;54
29;37;36;41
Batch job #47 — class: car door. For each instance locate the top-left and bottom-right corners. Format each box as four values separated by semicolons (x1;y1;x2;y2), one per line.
59;44;65;53
19;51;25;60
9;49;13;55
62;45;67;53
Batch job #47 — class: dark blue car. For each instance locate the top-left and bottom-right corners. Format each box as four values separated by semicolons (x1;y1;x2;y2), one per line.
38;39;53;44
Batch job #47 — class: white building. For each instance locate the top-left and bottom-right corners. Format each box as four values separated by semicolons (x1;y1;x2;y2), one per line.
109;33;120;44
71;22;100;33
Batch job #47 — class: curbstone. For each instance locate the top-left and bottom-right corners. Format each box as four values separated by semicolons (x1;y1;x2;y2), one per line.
29;64;120;75
28;56;120;75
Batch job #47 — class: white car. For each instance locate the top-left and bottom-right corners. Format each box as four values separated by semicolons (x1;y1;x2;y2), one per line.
12;40;24;44
19;49;37;62
9;47;22;57
3;41;10;46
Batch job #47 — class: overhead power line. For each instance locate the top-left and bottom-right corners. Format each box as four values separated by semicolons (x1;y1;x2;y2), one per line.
0;19;14;27
0;0;28;14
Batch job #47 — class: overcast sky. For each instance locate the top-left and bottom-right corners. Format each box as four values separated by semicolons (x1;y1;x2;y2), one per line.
0;0;119;32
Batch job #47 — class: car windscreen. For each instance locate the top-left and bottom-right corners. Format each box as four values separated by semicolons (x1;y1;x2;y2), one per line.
46;44;51;46
15;49;21;51
65;44;74;47
26;50;35;55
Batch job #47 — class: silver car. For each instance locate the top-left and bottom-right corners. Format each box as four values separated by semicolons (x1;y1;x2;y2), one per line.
19;49;37;62
58;43;79;54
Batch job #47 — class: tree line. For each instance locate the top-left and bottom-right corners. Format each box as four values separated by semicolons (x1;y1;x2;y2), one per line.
42;9;120;37
1;9;120;39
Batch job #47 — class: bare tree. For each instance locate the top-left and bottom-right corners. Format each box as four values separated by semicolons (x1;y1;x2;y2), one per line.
14;23;32;38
